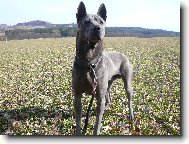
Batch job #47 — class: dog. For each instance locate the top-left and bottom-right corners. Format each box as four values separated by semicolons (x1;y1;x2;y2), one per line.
72;1;134;135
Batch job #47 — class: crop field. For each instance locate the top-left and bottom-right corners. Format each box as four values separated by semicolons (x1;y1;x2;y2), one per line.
0;37;180;135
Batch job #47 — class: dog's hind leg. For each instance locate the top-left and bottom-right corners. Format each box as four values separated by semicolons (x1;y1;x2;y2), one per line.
105;80;113;108
121;63;134;121
105;75;121;108
74;93;82;135
105;91;111;108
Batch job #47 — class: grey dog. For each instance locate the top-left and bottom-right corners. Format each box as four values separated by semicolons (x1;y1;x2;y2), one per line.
72;1;134;135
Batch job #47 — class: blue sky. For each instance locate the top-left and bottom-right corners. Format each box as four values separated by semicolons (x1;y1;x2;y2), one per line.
0;0;180;32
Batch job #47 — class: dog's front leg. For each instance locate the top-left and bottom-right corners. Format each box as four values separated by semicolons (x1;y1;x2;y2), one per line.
74;94;82;135
94;94;106;135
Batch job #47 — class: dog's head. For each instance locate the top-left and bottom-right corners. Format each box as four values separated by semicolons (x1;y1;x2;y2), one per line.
76;1;107;43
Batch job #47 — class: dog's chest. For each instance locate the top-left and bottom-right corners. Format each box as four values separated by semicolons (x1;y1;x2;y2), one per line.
74;69;95;94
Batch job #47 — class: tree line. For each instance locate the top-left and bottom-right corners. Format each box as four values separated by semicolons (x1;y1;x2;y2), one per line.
2;26;179;41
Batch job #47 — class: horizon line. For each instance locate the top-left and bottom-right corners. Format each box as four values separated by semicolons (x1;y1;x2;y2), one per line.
0;20;180;33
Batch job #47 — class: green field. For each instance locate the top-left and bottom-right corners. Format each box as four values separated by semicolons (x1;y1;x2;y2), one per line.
0;37;180;135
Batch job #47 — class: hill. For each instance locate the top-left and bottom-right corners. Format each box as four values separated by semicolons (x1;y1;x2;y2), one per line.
0;20;180;40
15;20;52;27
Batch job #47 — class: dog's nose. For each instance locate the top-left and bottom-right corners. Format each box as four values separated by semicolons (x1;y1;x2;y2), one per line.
93;26;101;32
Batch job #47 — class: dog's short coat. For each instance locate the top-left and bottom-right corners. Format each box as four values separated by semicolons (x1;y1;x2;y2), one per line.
72;1;134;135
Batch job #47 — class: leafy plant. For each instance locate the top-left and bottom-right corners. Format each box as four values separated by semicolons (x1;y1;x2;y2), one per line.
0;37;180;135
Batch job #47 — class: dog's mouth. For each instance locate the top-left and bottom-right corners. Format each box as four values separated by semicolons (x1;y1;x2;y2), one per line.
90;33;102;42
91;38;101;43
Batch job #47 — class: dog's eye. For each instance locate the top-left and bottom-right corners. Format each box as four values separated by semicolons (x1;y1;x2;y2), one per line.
84;20;90;25
100;20;103;24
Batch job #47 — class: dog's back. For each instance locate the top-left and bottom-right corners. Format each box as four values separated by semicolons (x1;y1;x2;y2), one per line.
102;51;132;80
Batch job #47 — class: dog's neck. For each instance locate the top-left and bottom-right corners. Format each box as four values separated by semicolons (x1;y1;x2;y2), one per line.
76;32;103;65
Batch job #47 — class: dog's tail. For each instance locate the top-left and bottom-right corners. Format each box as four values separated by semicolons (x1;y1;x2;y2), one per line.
82;93;95;135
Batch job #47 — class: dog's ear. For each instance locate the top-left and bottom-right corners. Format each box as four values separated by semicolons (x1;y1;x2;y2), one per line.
97;3;107;21
76;1;87;23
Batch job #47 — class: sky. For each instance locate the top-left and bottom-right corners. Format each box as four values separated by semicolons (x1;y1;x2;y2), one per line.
0;0;180;32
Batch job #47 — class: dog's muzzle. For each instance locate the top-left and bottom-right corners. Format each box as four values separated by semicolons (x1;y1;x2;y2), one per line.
91;26;103;41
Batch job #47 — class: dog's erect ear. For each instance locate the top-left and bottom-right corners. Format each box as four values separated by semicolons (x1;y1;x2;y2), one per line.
76;1;87;23
97;3;107;21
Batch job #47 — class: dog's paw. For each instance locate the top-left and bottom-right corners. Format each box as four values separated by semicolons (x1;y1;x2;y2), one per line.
128;114;134;121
